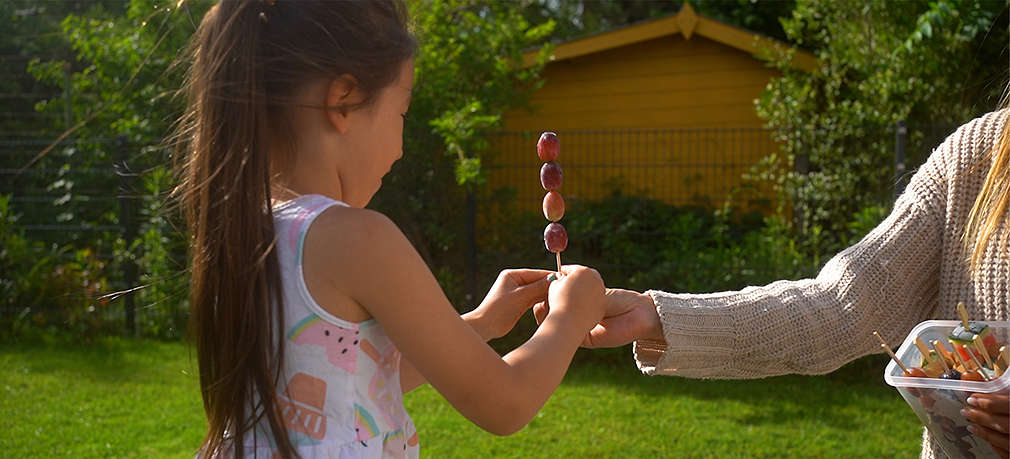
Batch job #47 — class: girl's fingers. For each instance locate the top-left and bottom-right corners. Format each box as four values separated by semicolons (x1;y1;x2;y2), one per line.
503;268;555;286
513;274;551;304
532;301;548;325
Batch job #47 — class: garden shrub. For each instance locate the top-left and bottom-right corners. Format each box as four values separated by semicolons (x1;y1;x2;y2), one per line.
0;194;115;341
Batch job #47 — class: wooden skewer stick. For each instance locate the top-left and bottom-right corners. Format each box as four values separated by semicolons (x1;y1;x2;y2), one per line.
931;340;952;372
914;337;932;359
872;332;911;375
973;335;995;369
556;252;562;275
998;346;1010;377
880;343;911;375
950;342;984;380
949;342;971;369
965;346;990;381
956;302;970;329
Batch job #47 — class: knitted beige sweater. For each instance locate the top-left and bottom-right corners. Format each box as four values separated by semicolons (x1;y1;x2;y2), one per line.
633;110;1009;459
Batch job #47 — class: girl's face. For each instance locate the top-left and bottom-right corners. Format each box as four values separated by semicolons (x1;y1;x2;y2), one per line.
342;59;414;207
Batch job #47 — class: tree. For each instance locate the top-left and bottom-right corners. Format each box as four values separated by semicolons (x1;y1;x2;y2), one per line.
754;0;1008;253
18;0;554;314
522;0;795;43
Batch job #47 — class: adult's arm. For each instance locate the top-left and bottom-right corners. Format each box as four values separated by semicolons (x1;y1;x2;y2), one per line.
634;119;965;379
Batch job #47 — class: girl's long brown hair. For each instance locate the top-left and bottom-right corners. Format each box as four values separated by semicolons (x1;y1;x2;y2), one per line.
173;1;414;457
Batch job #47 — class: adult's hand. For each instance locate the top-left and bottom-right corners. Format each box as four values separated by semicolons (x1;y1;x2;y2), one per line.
533;288;664;348
963;390;1009;458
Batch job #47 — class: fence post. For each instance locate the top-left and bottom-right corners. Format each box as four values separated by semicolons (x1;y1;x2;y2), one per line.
894;120;908;200
62;62;73;130
464;186;477;304
116;136;138;335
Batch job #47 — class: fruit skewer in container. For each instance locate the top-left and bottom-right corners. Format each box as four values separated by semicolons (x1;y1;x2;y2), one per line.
883;320;1010;459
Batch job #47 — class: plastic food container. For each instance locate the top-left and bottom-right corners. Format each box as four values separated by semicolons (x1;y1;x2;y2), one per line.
884;320;1009;459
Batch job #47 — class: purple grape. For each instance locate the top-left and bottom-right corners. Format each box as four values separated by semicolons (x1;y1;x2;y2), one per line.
544;222;568;253
537;132;559;162
540;162;562;191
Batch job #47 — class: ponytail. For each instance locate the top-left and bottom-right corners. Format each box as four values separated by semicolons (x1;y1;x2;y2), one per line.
174;1;414;457
178;2;293;457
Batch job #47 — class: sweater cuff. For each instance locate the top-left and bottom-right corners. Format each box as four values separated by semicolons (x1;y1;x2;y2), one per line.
633;290;737;377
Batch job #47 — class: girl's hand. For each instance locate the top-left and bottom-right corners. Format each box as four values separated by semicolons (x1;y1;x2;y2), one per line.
467;269;553;341
963;391;1009;458
534;287;663;348
544;265;606;327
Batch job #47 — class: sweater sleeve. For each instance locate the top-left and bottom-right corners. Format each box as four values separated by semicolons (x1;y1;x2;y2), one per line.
634;125;955;379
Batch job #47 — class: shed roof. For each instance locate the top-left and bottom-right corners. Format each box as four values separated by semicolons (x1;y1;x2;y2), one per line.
522;3;818;72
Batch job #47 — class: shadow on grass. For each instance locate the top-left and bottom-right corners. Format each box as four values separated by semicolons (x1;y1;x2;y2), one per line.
562;346;898;432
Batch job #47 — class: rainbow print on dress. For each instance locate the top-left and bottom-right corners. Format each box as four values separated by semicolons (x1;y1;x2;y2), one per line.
354;403;381;441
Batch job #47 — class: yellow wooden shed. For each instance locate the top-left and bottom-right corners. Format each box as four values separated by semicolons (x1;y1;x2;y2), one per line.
487;3;816;215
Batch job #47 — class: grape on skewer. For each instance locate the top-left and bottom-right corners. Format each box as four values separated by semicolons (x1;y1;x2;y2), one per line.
537;132;566;274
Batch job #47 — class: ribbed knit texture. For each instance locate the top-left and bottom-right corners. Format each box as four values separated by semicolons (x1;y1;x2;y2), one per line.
634;110;1009;459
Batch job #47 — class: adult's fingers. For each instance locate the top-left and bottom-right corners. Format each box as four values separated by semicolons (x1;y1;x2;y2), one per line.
967;423;1009;458
963;404;1009;432
968;393;1010;415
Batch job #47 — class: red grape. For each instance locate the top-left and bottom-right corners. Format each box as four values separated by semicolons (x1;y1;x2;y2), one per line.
537;132;560;162
542;191;565;222
544;222;568;253
540;162;562;191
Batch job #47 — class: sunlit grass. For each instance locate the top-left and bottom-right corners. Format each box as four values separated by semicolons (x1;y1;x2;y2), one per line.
0;338;921;457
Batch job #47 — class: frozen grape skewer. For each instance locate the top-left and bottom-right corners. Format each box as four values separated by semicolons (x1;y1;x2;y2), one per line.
537;131;565;274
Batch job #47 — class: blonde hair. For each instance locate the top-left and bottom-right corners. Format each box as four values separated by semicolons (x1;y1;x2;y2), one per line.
963;107;1010;271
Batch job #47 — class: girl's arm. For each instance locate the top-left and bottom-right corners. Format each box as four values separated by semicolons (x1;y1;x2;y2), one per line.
307;208;605;435
400;269;553;392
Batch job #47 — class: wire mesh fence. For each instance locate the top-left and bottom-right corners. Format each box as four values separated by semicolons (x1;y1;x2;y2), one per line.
0;121;963;335
0;136;169;335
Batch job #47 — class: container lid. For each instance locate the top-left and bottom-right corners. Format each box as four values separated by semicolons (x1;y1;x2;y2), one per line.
883;320;1009;391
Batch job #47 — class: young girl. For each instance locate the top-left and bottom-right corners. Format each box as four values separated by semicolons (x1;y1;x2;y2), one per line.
175;1;607;457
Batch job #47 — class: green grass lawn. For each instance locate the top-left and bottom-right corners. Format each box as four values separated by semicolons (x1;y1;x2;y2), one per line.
0;337;923;458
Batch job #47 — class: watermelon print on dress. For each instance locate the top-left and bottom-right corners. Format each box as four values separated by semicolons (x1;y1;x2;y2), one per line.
288;314;359;373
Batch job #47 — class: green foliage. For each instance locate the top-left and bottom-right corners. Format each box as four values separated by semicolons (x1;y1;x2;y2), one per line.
756;0;1007;252
132;165;189;339
28;0;209;142
372;0;555;304
480;190;819;300
567;194;817;294
12;0;559;331
0;194;115;339
520;0;793;43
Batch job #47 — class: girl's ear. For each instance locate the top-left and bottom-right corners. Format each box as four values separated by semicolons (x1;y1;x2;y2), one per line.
324;75;362;134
